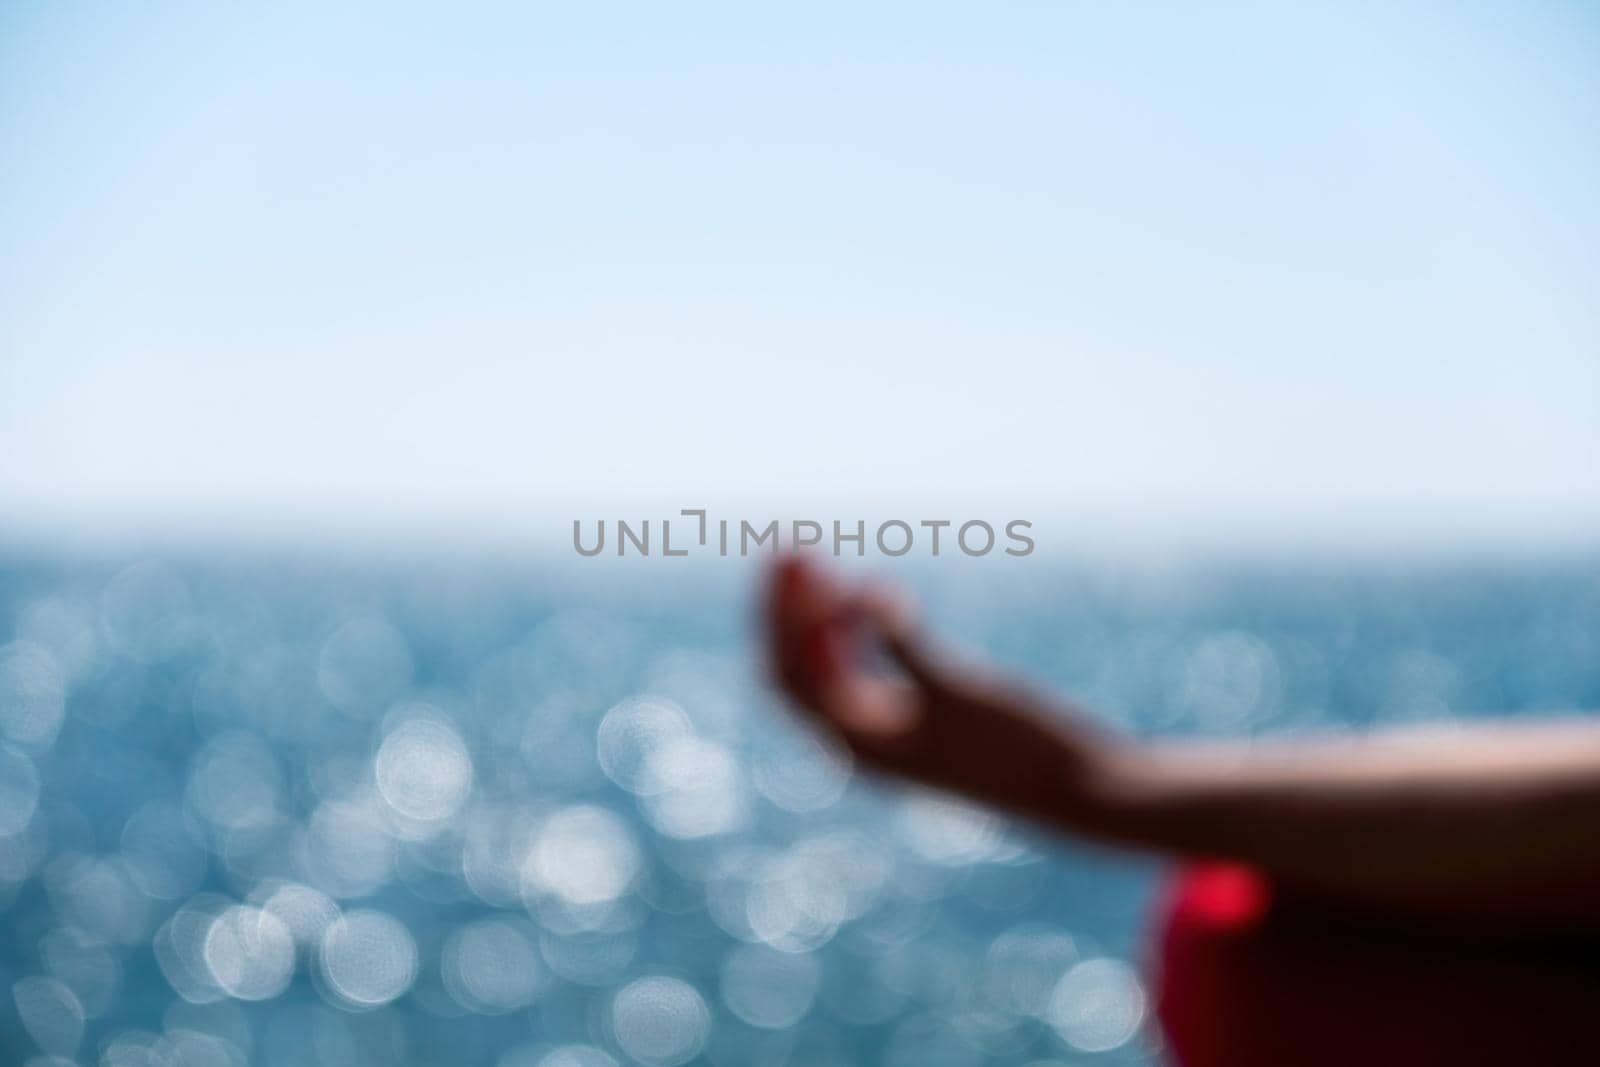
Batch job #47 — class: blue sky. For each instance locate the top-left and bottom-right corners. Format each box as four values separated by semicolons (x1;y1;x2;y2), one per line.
3;2;1596;548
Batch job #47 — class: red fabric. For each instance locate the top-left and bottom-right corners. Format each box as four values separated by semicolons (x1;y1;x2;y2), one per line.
1154;864;1600;1067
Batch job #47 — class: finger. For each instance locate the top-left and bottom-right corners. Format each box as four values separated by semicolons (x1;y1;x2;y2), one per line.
763;556;806;683
854;586;949;693
765;558;817;703
765;555;848;709
817;672;922;750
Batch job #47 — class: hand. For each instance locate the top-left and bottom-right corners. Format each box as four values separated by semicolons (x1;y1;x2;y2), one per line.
763;556;1119;832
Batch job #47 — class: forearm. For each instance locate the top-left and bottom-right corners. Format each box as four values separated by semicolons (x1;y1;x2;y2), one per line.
764;558;1600;912
1066;718;1600;910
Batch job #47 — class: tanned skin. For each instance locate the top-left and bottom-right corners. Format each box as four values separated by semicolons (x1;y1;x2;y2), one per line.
765;556;1600;922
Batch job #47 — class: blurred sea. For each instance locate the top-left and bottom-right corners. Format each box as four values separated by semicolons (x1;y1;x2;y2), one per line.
1;548;1597;1067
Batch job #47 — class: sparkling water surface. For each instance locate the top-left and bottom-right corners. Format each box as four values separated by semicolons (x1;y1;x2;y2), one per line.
1;549;1596;1066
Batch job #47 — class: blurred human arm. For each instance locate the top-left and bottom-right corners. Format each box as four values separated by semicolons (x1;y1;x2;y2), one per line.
765;556;1600;916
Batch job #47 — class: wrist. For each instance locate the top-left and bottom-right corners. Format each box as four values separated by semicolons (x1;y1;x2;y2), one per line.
1058;737;1156;842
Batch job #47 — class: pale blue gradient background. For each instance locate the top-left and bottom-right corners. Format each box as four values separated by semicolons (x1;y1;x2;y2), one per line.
3;1;1597;547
